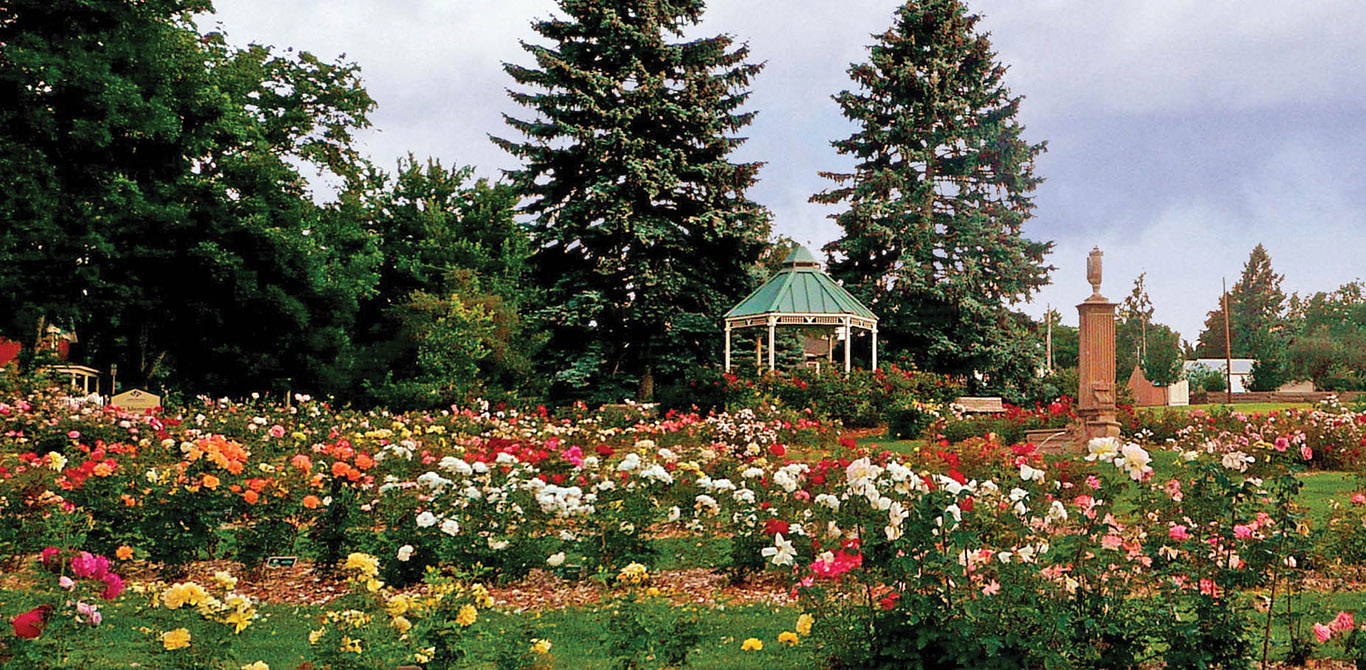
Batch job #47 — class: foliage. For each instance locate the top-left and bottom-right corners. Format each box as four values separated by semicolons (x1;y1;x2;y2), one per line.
1117;274;1185;387
345;158;540;408
1188;364;1227;393
886;400;943;440
815;0;1052;394
1284;282;1366;391
599;566;702;670
691;365;960;428
0;0;377;395
495;0;771;403
1195;244;1287;371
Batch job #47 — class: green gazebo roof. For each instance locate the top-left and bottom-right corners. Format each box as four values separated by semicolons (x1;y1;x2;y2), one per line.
724;246;876;320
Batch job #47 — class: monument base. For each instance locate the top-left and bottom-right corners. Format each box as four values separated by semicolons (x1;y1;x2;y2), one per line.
1075;408;1121;446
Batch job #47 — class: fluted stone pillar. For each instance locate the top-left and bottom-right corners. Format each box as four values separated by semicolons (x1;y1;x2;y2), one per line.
1076;248;1122;444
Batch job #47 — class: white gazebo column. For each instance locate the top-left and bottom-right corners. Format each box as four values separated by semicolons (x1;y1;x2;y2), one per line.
767;317;776;371
843;318;852;373
724;322;732;372
871;324;878;371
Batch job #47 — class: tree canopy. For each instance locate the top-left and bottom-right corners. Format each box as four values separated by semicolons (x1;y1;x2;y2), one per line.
495;0;772;402
0;0;376;394
814;0;1052;394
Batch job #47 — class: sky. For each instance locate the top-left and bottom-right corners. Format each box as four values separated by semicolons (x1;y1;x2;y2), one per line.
206;0;1366;341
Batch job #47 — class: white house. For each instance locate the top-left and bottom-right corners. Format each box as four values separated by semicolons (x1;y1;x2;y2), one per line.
1184;358;1256;393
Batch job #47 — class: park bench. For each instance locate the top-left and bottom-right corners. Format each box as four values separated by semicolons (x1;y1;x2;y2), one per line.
954;396;1005;414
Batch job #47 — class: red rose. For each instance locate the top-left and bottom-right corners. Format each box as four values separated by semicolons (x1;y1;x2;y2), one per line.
764;519;789;536
13;605;52;639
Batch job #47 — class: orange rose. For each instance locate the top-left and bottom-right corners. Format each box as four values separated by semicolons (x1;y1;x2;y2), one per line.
116;545;134;561
353;453;374;470
331;461;349;478
243;490;260;505
201;474;220;490
302;495;321;509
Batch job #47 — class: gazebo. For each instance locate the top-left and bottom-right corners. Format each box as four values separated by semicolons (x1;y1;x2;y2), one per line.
723;245;878;373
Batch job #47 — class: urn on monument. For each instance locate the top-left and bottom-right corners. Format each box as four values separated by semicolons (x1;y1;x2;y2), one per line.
1086;247;1104;298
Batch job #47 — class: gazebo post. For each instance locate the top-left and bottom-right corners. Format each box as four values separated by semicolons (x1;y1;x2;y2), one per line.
843;318;852;373
724;322;732;372
872;324;878;371
767;317;776;371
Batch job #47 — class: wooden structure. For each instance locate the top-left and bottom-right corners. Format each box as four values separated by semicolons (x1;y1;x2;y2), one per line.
954;396;1005;414
722;246;878;373
45;364;100;395
1125;364;1190;407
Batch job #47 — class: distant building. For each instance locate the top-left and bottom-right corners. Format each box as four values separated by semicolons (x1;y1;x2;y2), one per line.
1184;358;1255;393
1126;364;1190;407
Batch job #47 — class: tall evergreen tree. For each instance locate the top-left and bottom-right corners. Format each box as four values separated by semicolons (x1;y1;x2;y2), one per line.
814;0;1051;392
495;0;771;402
1195;244;1287;360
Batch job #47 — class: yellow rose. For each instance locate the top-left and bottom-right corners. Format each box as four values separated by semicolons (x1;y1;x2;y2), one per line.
796;613;814;636
212;571;238;590
531;638;552;654
741;637;763;651
161;628;192;650
241;663;270;670
391;616;412;635
456;604;478;627
778;631;800;646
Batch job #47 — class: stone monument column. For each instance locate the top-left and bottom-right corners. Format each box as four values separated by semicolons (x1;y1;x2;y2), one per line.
1076;247;1122;443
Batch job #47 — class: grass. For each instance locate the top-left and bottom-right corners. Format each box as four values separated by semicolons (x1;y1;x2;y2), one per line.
1137;402;1314;415
11;585;1366;668
0;587;808;669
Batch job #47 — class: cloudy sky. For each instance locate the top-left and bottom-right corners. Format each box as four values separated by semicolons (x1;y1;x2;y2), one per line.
207;0;1366;340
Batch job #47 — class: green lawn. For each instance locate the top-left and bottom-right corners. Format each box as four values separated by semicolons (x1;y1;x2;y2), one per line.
10;585;1365;668
0;588;809;669
1138;402;1314;415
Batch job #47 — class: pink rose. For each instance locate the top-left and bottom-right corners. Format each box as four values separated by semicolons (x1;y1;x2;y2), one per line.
1315;622;1334;643
1169;525;1190;541
1332;611;1355;633
1352;493;1365;505
100;573;124;600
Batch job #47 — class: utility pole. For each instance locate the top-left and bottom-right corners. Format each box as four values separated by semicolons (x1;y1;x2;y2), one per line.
1223;277;1233;404
1045;304;1053;372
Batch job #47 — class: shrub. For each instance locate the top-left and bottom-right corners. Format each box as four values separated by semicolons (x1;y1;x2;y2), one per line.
886;400;942;440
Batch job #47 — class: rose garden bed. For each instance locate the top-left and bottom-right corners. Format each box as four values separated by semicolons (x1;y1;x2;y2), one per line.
7;377;1366;668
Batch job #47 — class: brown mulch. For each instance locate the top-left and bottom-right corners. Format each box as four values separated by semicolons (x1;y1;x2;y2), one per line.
2;557;794;610
836;426;886;441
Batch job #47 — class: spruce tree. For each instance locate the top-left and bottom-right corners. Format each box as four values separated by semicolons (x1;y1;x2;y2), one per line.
814;0;1051;392
495;0;770;402
1195;244;1286;360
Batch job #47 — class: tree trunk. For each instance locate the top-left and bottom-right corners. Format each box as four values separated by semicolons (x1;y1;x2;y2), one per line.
637;366;654;402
